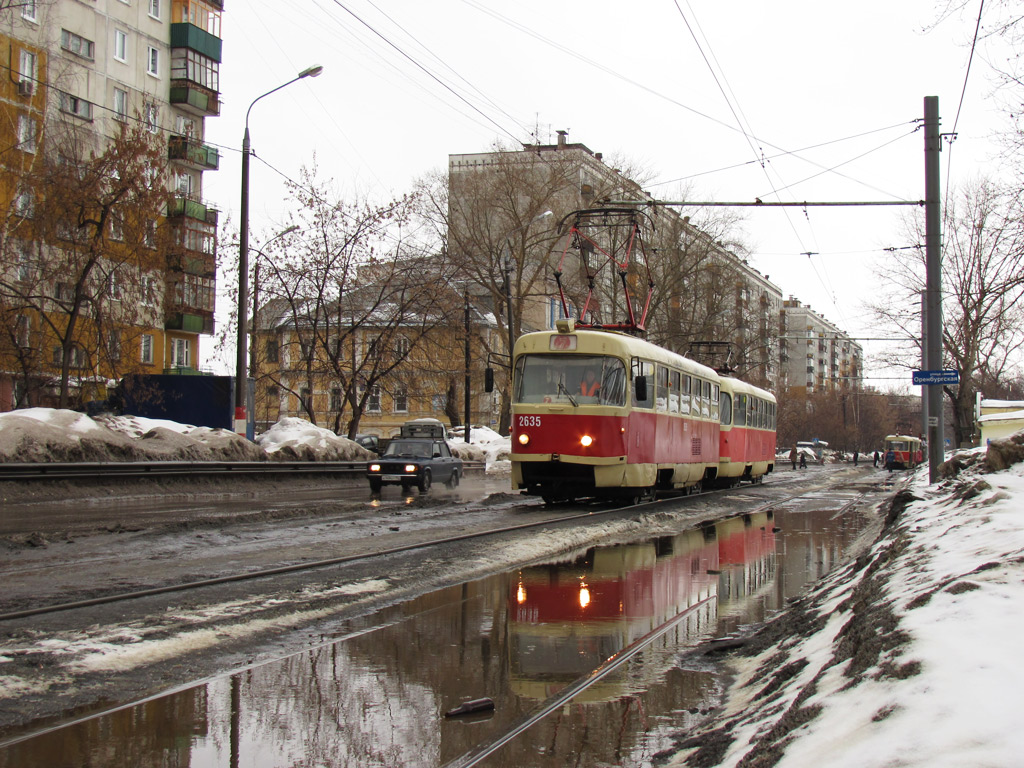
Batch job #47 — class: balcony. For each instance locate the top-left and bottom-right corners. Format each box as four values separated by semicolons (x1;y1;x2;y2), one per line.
170;22;222;61
168;194;219;225
168;135;219;170
170;82;220;116
166;312;214;335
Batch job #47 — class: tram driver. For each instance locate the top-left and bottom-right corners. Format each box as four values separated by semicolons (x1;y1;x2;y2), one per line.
580;368;602;398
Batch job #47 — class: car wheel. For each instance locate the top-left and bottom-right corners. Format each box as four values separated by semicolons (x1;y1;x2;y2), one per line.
369;478;382;493
418;470;432;493
446;469;459;489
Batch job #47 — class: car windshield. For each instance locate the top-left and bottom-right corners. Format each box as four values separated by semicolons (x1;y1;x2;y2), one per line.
514;354;626;406
384;441;431;458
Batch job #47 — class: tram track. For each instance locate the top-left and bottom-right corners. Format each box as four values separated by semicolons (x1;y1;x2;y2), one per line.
0;474;833;625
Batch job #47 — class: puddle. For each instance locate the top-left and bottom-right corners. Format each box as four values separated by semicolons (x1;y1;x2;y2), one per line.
0;496;874;767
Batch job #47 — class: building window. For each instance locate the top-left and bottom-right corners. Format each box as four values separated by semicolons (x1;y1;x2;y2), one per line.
393;384;408;413
367;385;381;413
17;247;34;282
61;29;95;59
21;0;36;21
144;101;158;132
173;274;214;312
19;49;36;85
393;336;410;361
109;211;124;242
144;219;157;248
148;0;160;19
266;340;279;363
114;30;127;62
141;334;154;364
330;388;342;412
59;92;94;120
171;338;190;368
431;394;447;411
17;114;36;153
147;46;159;76
14;188;33;218
299;388;313;412
15;315;30;348
107;268;123;299
141;275;158;306
107;329;121;361
113;88;128;120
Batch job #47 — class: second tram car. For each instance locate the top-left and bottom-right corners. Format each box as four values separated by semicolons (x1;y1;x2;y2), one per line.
510;322;776;502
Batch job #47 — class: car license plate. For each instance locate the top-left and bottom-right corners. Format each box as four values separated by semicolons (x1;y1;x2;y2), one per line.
382;474;402;481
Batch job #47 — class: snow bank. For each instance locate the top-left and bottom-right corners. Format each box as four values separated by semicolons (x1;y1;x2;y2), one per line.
256;417;372;461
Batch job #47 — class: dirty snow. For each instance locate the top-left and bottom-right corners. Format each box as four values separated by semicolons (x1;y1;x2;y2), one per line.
668;437;1024;767
0;409;512;467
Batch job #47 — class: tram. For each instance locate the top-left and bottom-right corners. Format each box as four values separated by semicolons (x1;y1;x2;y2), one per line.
883;434;923;470
510;321;776;502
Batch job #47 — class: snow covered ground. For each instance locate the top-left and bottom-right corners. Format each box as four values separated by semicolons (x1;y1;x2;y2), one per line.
669;435;1024;767
0;408;512;470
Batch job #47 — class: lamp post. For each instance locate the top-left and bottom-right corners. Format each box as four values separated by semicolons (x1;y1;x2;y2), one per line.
502;210;553;368
235;64;323;437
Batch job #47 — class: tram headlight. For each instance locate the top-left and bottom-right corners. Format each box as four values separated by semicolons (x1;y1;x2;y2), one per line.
579;434;593;448
518;432;530;446
578;582;591;609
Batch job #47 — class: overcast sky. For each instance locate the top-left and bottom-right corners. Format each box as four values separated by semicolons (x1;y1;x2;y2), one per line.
199;0;1007;389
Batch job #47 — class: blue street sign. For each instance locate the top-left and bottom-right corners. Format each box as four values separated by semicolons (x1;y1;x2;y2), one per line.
912;369;959;386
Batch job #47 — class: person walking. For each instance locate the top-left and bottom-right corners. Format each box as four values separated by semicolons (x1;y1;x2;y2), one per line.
799;452;807;469
789;446;798;470
873;450;879;468
853;450;859;466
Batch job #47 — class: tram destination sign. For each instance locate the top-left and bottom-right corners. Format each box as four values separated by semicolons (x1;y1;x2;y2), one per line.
912;369;960;386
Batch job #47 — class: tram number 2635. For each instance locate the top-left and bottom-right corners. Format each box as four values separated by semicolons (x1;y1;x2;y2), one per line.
517;415;542;428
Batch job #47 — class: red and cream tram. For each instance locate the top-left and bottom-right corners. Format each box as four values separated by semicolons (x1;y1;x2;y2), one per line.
510;321;776;503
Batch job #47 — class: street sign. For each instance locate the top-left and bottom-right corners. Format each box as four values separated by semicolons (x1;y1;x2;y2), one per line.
913;369;959;386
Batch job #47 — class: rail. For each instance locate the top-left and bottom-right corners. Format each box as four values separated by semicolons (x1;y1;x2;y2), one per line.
0;459;486;481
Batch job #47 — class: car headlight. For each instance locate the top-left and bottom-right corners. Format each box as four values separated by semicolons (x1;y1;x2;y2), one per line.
404;464;418;473
369;463;381;472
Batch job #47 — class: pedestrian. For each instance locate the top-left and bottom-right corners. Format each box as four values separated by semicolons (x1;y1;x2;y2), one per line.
885;449;895;471
789;446;798;470
873;450;879;468
799;452;807;469
853;450;859;466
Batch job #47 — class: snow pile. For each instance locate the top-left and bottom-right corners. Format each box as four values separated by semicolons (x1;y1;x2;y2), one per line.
669;435;1024;767
256;417;372;461
449;425;511;472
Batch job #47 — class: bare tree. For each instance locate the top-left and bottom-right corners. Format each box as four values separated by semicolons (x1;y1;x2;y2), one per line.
251;166;462;437
0;116;170;409
870;178;1024;446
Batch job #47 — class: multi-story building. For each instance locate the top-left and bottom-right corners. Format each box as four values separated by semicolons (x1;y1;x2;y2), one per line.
448;132;785;391
779;297;862;394
0;0;222;411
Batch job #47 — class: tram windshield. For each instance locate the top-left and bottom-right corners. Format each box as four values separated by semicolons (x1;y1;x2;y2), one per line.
514;354;627;406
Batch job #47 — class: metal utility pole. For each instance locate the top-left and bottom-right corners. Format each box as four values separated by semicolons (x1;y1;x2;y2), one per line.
924;96;944;482
464;294;471;443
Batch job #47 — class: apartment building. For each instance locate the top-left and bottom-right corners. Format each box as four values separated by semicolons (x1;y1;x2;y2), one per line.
0;0;222;410
448;132;785;389
779;296;863;394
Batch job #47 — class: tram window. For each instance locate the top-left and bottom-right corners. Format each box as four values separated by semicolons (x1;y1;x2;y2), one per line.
736;394;747;426
720;392;732;425
670;370;681;413
514;353;626;407
656;366;669;411
703;381;712;418
681;375;691;415
631;358;654;409
711;384;720;420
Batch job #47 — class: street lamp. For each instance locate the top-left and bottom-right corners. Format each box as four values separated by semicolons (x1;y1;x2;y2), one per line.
235;64;323;437
502;210;553;367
